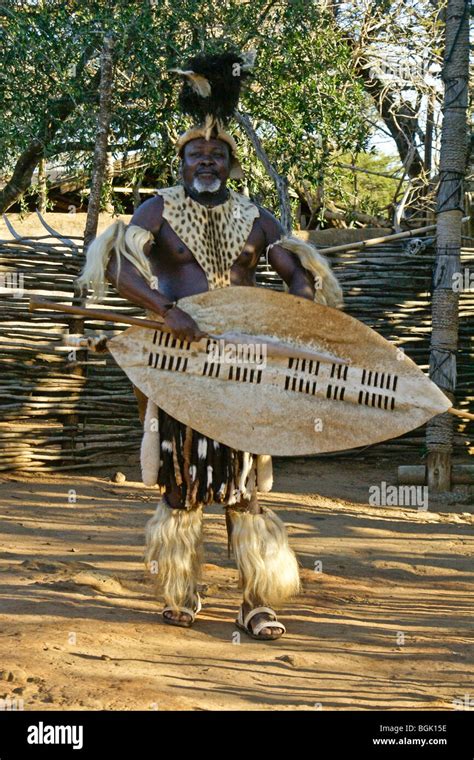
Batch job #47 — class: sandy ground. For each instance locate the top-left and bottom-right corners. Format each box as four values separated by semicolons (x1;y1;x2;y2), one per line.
0;211;131;241
0;454;472;712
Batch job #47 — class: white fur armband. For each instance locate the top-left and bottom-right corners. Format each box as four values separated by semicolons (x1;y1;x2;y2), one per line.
76;220;156;301
266;235;343;309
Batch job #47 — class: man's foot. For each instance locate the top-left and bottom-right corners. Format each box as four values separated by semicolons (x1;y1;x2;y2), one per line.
163;609;193;625
237;602;286;640
162;593;201;628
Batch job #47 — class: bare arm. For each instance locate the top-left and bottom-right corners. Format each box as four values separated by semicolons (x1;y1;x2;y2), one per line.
259;208;315;300
105;195;167;311
106;254;173;317
106;195;205;341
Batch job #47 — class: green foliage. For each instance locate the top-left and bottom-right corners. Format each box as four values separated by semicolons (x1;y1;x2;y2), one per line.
333;151;405;220
0;0;371;216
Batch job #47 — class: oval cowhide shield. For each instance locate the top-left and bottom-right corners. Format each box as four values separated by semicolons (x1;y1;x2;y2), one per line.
108;287;451;455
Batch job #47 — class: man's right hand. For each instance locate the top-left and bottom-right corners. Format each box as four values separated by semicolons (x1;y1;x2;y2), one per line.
163;306;207;343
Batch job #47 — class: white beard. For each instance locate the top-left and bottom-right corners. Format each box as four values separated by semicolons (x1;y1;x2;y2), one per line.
192;176;221;194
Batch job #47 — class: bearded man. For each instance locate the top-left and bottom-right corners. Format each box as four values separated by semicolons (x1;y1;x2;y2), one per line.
77;52;342;641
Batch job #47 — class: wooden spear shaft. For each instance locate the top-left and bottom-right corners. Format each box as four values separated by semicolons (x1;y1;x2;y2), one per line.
29;296;347;365
29;295;168;331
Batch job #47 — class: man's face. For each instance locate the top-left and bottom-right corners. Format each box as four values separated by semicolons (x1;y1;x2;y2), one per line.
181;138;231;195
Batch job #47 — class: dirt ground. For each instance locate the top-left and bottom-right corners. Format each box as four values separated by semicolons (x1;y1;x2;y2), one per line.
0;211;131;242
0;454;472;712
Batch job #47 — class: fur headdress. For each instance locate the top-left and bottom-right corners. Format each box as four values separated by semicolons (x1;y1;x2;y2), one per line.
170;50;256;179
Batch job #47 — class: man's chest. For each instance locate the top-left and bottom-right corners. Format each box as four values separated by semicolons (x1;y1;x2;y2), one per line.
151;217;265;276
150;187;263;290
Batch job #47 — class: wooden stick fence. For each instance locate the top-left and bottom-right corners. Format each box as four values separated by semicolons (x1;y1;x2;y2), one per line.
0;224;472;470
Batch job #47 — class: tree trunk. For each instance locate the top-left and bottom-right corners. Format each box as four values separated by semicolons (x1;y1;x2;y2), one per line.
336;3;435;217
103;151;115;214
64;34;115;464
0;139;44;212
83;34;116;250
426;0;469;491
357;66;425;183
36;157;48;212
423;91;435;226
464;131;473;243
424;92;434;177
132;170;146;211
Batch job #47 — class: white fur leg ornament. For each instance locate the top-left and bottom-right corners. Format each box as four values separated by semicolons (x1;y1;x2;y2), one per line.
229;507;300;607
256;455;273;493
144;499;203;611
141;399;160;486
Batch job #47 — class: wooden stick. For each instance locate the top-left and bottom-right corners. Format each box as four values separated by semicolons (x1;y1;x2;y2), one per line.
398;464;474;485
318;216;470;255
29;296;348;365
29;296;169;331
35;210;78;251
448;407;474;421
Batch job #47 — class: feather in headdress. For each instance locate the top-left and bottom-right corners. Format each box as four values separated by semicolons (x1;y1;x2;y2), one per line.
170;50;256;126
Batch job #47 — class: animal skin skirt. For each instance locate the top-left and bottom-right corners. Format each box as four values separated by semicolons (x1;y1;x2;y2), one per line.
156;406;258;510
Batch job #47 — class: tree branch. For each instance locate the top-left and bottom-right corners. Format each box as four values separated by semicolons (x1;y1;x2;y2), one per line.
235;110;292;232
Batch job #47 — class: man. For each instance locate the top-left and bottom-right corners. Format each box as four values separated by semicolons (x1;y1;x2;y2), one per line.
77;52;342;641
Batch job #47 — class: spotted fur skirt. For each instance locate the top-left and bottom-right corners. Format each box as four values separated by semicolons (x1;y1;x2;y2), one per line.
140;401;272;509
158;406;258;507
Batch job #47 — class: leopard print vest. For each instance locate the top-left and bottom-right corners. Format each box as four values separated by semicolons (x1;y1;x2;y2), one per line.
156;185;260;290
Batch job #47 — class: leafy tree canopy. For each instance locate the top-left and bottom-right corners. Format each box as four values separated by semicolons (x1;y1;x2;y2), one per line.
0;0;379;219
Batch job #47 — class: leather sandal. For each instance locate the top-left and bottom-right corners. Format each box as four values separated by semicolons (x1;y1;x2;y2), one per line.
162;592;202;628
235;604;286;640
